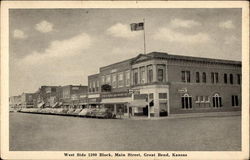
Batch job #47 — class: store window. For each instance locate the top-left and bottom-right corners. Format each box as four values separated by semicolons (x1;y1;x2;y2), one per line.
181;71;190;83
125;70;130;86
181;94;192;109
147;65;153;83
212;93;222;107
149;93;154;99
202;72;206;83
118;72;124;87
133;68;138;85
230;74;233;84
196;72;200;83
224;73;228;84
232;95;239;106
159;93;167;99
140;67;146;84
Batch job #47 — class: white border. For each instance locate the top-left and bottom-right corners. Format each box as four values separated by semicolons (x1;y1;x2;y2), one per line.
1;1;249;160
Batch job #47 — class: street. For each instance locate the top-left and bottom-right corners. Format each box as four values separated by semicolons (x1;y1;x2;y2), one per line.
9;112;241;151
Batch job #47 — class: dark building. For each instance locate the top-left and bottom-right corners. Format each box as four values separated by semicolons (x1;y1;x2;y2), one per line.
88;52;241;117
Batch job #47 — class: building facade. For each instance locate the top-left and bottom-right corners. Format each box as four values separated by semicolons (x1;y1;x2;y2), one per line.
88;52;241;117
20;93;37;108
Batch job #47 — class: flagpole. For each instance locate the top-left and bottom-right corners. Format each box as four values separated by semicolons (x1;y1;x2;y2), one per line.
143;18;146;54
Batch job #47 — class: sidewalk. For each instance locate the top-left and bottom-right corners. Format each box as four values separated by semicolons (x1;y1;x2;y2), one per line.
118;111;241;120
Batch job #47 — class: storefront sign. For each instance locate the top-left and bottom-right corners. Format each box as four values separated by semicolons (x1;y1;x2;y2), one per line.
72;86;79;90
178;88;187;93
102;92;131;99
128;89;140;95
134;94;148;100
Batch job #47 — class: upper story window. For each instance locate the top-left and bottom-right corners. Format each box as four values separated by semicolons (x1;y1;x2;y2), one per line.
211;72;219;83
125;70;130;86
147;65;153;83
140;67;146;84
196;72;200;83
101;76;105;85
118;72;124;87
89;82;92;92
92;81;96;92
159;93;167;99
224;73;228;84
96;81;99;92
112;74;117;88
237;74;241;85
133;68;139;85
157;64;165;82
181;71;190;83
230;74;233;84
202;72;206;83
105;75;111;85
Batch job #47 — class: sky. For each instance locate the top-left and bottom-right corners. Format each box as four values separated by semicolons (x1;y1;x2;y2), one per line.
9;8;242;96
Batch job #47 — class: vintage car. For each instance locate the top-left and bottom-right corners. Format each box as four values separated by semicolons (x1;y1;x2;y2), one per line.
78;108;90;117
71;108;83;115
96;108;116;119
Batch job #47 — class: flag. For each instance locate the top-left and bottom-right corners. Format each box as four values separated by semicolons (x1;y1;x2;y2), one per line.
130;22;144;31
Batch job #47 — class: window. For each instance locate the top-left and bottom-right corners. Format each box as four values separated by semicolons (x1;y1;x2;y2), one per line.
211;72;219;83
133;69;138;85
112;74;117;88
159;93;167;99
118;72;124;87
205;96;210;102
157;64;165;82
125;70;130;86
105;75;111;85
181;71;190;83
212;93;222;108
224;74;228;84
181;94;192;109
147;65;153;83
93;81;96;92
232;95;239;106
202;72;206;83
196;72;200;83
89;82;92;92
101;76;105;85
140;67;146;84
230;74;233;84
237;74;241;85
158;69;164;82
149;93;154;99
96;81;99;92
195;96;200;103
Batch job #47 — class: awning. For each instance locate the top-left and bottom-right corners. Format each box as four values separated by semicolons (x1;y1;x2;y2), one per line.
128;100;148;108
52;102;58;108
37;102;45;108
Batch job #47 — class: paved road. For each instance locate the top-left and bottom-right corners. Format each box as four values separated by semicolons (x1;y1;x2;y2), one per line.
9;112;241;151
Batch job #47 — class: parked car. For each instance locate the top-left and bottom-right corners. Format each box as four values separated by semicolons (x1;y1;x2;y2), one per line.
90;108;99;118
78;108;90;117
67;108;76;115
71;108;82;115
96;108;116;119
85;108;96;118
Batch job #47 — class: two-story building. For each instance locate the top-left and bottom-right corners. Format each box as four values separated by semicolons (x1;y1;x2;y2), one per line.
88;52;241;117
60;85;88;108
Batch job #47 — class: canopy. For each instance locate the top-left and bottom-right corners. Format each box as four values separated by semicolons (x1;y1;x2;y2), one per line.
128;100;148;108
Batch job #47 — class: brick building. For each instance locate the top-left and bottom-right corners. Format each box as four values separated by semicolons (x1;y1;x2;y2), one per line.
88;52;241;117
60;85;88;108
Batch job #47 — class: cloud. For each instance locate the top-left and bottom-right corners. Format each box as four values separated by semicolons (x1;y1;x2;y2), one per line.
153;27;210;44
170;18;201;28
107;23;141;38
13;29;27;39
35;20;54;33
20;32;92;65
219;20;235;29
